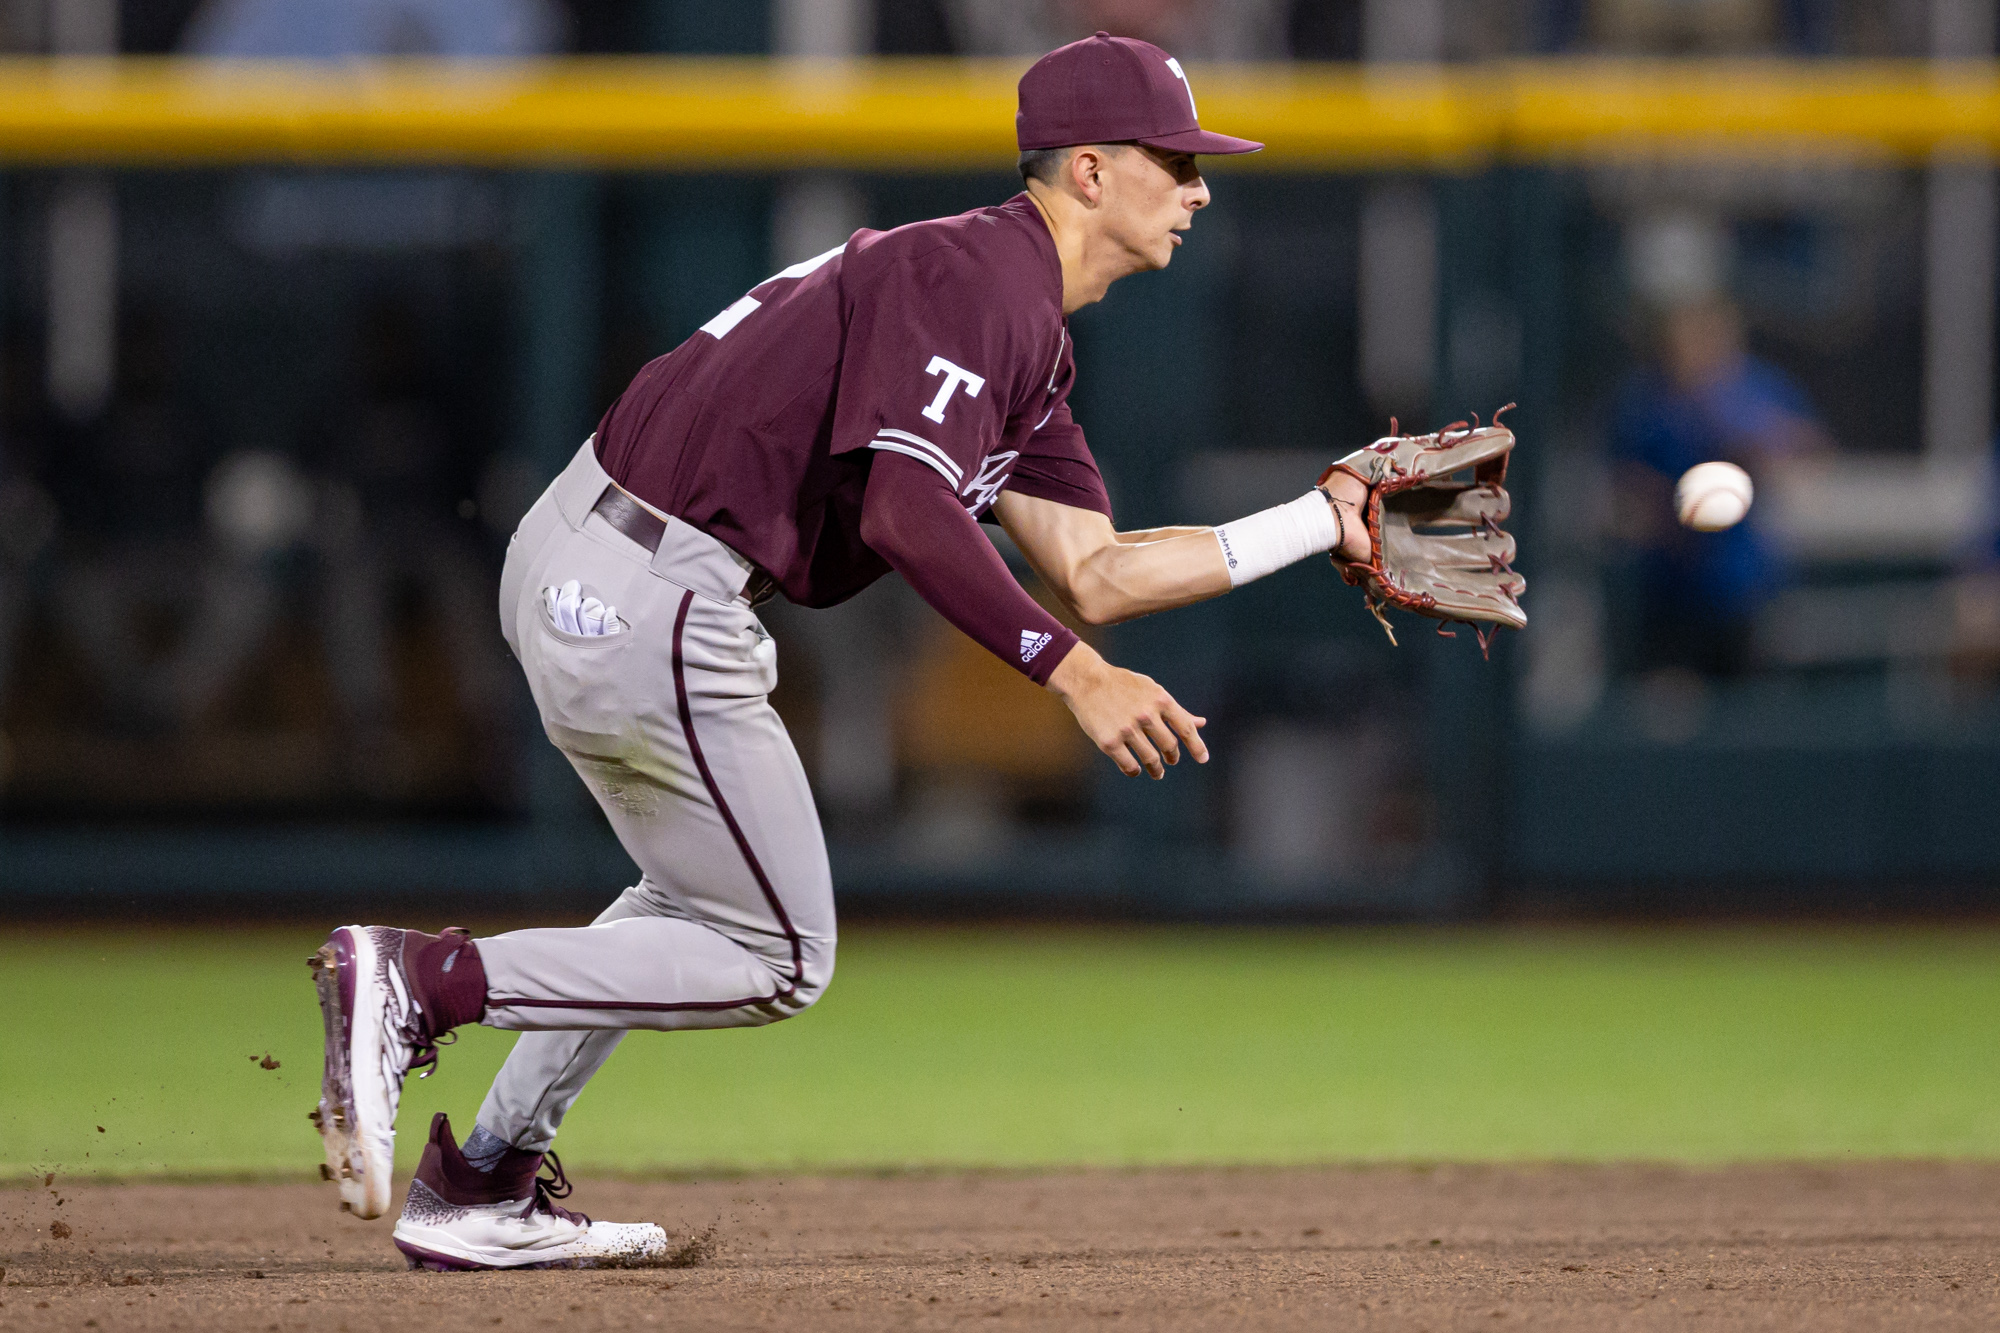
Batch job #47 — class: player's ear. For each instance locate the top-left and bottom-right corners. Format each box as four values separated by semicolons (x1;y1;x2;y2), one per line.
1069;147;1107;204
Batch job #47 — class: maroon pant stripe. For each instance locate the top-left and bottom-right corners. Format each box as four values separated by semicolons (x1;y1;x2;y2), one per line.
489;992;791;1013
671;588;807;985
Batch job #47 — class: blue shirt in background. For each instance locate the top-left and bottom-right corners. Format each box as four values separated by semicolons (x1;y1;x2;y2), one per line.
1611;356;1811;622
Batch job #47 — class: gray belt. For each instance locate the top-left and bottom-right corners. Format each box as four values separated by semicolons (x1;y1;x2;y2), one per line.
590;483;776;607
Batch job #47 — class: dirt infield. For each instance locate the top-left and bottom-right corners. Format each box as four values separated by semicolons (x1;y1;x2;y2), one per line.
3;1164;1997;1331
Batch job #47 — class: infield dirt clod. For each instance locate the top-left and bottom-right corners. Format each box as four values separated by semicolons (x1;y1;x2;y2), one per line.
663;1221;719;1269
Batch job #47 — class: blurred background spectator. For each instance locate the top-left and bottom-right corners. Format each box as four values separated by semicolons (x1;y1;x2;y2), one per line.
1611;215;1832;678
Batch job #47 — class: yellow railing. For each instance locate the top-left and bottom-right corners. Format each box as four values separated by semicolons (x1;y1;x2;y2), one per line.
0;57;1995;167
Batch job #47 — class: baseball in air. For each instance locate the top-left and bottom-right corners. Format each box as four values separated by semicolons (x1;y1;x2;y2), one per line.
1675;461;1753;532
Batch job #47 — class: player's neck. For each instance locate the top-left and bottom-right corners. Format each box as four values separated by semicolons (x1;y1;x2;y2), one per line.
1024;183;1124;316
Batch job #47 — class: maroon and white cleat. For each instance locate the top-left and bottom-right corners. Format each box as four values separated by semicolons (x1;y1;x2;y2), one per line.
393;1113;670;1270
309;926;484;1220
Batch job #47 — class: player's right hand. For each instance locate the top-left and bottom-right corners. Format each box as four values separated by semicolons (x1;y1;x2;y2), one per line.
1046;643;1208;779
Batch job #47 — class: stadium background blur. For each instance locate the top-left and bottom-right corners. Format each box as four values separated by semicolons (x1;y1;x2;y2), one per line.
0;0;1997;924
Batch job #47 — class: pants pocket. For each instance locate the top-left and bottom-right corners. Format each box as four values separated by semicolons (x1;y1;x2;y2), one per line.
676;598;779;700
536;582;633;648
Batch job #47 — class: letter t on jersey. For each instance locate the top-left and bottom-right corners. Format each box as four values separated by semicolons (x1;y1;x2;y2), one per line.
921;356;987;424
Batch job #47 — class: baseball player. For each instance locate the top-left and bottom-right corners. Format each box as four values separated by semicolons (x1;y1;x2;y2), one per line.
309;31;1523;1270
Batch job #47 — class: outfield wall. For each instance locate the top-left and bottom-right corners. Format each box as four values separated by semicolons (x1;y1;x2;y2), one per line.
0;58;1996;913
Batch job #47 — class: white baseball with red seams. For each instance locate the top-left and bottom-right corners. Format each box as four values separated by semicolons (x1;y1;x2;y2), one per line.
1676;461;1754;532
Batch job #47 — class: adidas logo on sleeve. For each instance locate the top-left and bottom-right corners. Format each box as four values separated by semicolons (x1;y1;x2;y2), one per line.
1020;630;1053;663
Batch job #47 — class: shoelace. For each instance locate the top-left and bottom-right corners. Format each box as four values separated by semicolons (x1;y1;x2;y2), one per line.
406;1028;457;1081
525;1151;592;1226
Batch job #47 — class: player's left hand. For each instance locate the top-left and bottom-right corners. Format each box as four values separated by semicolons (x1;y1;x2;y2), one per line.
1317;468;1373;564
1321;410;1526;652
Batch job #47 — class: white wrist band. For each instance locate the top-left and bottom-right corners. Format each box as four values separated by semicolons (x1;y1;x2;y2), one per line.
1212;490;1344;588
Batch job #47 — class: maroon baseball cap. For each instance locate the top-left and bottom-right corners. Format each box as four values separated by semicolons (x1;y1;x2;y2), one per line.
1016;31;1263;157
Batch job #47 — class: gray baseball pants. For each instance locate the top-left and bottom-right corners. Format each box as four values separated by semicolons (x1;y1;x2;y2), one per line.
470;440;835;1152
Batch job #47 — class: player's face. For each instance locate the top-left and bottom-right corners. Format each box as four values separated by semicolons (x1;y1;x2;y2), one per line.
1102;145;1209;272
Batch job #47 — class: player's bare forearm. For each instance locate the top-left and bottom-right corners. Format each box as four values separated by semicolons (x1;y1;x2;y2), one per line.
995;491;1230;626
1071;528;1234;623
1113;524;1213;544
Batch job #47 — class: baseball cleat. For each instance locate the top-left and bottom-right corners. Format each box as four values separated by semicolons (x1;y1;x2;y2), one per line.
309;926;406;1219
310;926;478;1219
392;1113;670;1271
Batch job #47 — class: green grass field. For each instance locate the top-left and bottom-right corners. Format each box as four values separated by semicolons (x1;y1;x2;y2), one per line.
3;924;1997;1178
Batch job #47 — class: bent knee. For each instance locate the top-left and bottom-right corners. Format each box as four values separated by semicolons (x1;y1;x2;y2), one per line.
760;936;835;1023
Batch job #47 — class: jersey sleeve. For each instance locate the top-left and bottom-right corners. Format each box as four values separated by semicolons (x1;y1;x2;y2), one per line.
829;244;1026;491
860;450;1079;684
999;400;1113;518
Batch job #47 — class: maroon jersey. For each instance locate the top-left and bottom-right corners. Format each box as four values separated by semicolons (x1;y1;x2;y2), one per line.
595;194;1110;613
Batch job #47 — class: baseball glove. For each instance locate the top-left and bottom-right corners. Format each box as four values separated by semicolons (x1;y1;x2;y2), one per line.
1321;408;1526;654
